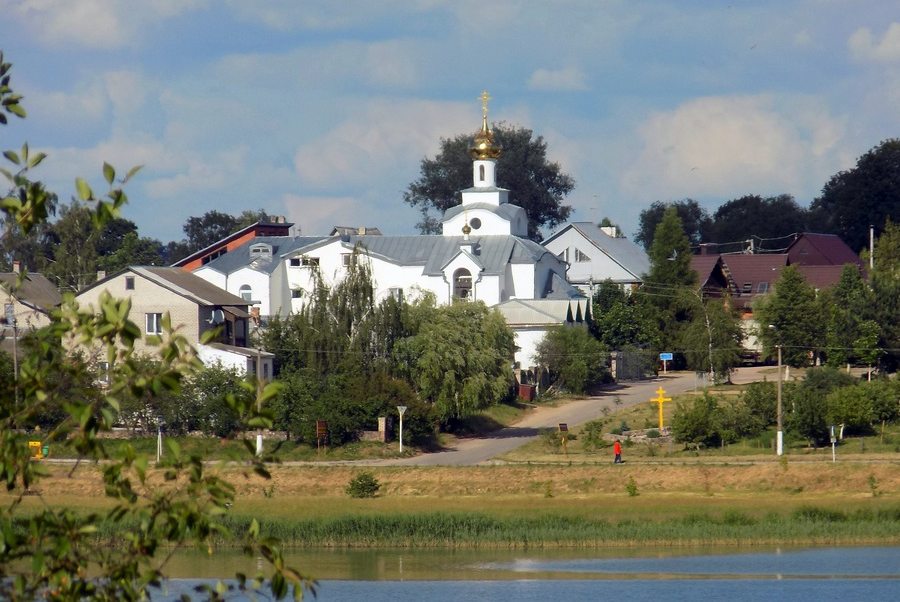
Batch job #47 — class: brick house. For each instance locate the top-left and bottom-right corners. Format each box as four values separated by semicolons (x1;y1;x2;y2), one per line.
75;266;272;377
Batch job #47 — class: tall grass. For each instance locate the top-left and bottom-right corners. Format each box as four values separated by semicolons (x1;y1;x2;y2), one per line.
14;505;899;549
207;506;900;548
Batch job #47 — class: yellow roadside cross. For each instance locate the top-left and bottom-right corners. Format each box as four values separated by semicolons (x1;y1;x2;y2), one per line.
651;387;672;431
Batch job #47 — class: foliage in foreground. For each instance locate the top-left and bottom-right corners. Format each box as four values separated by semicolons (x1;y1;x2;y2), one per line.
0;54;311;600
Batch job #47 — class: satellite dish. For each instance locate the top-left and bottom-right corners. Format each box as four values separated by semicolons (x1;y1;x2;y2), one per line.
209;309;225;325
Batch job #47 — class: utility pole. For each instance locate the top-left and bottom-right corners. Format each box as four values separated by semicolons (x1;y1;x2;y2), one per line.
776;344;783;456
256;345;263;456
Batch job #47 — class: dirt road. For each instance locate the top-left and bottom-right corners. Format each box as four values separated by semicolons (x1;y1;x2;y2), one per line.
371;371;699;467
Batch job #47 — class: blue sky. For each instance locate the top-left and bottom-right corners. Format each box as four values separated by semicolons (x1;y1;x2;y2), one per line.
2;1;899;244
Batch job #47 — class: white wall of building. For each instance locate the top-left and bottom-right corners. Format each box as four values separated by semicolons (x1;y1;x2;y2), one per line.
543;228;636;284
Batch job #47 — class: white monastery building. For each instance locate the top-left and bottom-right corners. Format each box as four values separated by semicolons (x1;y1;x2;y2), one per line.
190;94;590;368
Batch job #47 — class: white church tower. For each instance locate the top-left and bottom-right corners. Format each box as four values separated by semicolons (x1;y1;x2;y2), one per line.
441;90;529;238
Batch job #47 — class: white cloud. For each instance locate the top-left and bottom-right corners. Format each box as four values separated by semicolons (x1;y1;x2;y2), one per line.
621;95;845;203
293;99;473;189
10;0;208;49
281;194;365;236
527;67;588;91
849;23;900;62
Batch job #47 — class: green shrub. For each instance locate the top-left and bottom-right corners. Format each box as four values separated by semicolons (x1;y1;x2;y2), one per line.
625;476;639;497
646;428;660;439
579;419;606;451
346;472;381;498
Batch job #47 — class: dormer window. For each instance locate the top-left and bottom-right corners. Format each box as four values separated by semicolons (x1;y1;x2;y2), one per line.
249;243;272;258
742;282;753;294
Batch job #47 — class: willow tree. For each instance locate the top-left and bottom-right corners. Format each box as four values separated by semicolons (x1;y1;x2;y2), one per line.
405;301;515;423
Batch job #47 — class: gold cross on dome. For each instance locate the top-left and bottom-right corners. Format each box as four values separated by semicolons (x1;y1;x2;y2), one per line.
479;90;491;118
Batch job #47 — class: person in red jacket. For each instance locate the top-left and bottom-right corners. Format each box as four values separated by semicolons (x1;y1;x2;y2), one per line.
613;439;622;464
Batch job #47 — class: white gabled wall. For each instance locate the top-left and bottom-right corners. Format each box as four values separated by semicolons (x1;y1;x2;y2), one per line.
442;210;512;236
543;228;636;284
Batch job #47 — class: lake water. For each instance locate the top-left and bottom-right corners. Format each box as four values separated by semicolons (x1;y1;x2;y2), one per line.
155;546;900;601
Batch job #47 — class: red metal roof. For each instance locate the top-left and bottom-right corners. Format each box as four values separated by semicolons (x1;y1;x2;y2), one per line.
786;233;862;267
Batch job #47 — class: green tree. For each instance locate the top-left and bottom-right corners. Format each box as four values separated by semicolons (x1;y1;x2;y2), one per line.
0;53;309;599
645;206;696;291
182;209;239;253
535;326;608;394
44;201;100;291
785;367;855;446
405;301;514;423
403;123;574;240
635;199;711;250
679;292;743;383
822;265;874;368
706;194;809;248
640;207;696;351
754;266;822;367
826;384;875;436
98;231;165;273
809;139;900;253
592;280;661;352
671;392;721;448
870;220;900;370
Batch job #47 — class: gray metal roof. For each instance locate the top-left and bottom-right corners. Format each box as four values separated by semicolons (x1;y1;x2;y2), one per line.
336;234;555;276
0;272;61;313
543;272;585;300
130;267;250;307
201;236;328;275
543;222;650;278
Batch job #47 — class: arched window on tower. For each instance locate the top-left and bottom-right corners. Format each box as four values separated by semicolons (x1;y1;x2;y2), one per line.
479;164;485;182
453;268;473;300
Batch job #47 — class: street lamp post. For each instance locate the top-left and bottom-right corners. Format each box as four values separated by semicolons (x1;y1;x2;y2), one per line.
397;406;407;453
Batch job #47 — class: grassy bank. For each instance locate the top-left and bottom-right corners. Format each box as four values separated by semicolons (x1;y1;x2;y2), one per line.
213;506;900;548
8;460;900;548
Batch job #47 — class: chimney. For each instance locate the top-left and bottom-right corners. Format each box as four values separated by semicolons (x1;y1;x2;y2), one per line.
12;260;21;274
698;243;718;256
358;226;366;235
96;270;106;281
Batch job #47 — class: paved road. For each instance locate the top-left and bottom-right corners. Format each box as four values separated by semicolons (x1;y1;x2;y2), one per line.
372;371;698;467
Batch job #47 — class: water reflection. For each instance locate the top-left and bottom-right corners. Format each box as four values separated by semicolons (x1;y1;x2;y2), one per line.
163;545;900;581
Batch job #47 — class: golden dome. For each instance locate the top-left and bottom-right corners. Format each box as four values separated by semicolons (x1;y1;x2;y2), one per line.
469;90;502;160
462;222;472;236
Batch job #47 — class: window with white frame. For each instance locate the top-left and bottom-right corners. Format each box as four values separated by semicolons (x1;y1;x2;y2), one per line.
145;313;163;335
239;284;252;301
289;257;301;267
302;256;319;267
291;289;303;299
125;276;135;290
575;248;591;263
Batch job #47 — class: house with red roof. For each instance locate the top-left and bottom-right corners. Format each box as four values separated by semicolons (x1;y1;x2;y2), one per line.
690;232;863;361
